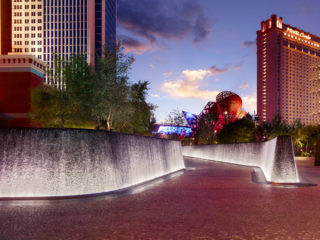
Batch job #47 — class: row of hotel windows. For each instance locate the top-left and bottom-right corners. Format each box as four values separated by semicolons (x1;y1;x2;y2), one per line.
44;16;88;23
13;4;42;9
13;12;42;16
14;19;42;24
14;26;42;31
13;46;87;53
43;46;88;56
14;33;42;38
44;7;88;15
45;38;87;45
14;0;41;2
44;24;88;31
283;48;319;58
14;40;42;45
13;32;88;39
13;35;87;46
44;32;88;39
283;32;320;47
13;48;42;52
283;40;320;57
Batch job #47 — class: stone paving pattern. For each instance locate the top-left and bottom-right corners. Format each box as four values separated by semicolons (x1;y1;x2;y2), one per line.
1;158;320;240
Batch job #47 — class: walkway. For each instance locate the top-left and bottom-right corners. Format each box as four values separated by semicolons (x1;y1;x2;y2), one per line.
1;158;320;240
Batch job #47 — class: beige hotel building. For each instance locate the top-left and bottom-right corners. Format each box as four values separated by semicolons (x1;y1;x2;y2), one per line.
257;15;320;125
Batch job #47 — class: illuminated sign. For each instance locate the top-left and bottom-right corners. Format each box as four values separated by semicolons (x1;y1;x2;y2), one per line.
286;27;311;40
157;126;192;136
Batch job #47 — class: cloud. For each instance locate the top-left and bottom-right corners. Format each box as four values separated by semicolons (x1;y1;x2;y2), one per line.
208;66;229;76
208;65;240;76
118;0;211;45
161;65;239;100
163;71;172;77
151;94;160;98
120;35;154;54
241;94;257;114
242;40;256;49
240;83;249;90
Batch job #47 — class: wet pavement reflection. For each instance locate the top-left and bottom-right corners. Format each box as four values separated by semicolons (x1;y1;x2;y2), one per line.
1;157;320;240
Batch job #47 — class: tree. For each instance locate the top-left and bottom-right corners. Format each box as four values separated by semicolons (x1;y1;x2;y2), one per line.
30;55;95;128
217;118;256;144
30;42;156;133
256;115;298;142
165;109;188;126
269;115;297;138
256;121;272;142
114;81;157;133
89;42;134;129
30;85;73;127
194;112;219;144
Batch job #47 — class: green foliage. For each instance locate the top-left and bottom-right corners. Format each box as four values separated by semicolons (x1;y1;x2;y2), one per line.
217;118;256;144
256;115;320;156
194;112;219;144
114;81;157;133
30;42;156;133
30;85;78;128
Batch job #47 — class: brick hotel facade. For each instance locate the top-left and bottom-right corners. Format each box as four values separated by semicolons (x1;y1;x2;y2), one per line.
0;55;45;127
257;15;320;125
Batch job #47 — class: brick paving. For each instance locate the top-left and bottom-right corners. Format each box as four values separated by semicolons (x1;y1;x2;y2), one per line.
1;157;320;240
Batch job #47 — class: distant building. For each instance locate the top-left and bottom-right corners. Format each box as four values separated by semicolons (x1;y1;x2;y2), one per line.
257;14;320;124
9;0;117;87
0;0;11;55
11;0;43;59
0;55;45;127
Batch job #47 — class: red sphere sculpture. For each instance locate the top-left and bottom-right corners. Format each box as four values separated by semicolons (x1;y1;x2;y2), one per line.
216;91;242;125
183;91;246;135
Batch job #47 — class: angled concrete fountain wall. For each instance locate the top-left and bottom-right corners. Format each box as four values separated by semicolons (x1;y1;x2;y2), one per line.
0;128;185;198
182;135;299;183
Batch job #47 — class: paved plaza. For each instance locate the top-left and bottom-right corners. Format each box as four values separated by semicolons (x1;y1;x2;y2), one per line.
1;157;320;240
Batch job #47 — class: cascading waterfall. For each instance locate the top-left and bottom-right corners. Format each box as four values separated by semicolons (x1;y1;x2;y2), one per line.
0;128;185;198
182;135;300;183
259;137;277;182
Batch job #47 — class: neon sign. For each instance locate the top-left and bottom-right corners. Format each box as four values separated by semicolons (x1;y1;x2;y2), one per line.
286;27;311;40
157;126;192;136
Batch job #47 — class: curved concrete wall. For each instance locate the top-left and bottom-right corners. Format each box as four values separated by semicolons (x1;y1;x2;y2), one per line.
0;129;185;198
182;136;299;183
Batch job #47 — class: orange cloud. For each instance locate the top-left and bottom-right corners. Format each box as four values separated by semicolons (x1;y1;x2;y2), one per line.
161;65;240;100
240;83;249;89
163;71;173;77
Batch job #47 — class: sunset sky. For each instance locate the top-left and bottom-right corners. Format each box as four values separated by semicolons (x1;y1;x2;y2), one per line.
117;0;320;123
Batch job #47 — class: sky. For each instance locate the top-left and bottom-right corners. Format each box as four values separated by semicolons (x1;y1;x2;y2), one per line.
117;0;320;123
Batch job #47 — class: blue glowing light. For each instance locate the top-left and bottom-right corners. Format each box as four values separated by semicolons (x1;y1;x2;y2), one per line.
157;126;192;136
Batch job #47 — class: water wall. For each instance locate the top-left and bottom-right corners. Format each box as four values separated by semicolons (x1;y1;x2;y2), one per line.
182;135;299;183
0;128;185;198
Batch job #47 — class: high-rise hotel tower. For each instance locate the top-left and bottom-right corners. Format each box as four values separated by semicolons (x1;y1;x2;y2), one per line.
257;15;320;124
9;0;117;87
